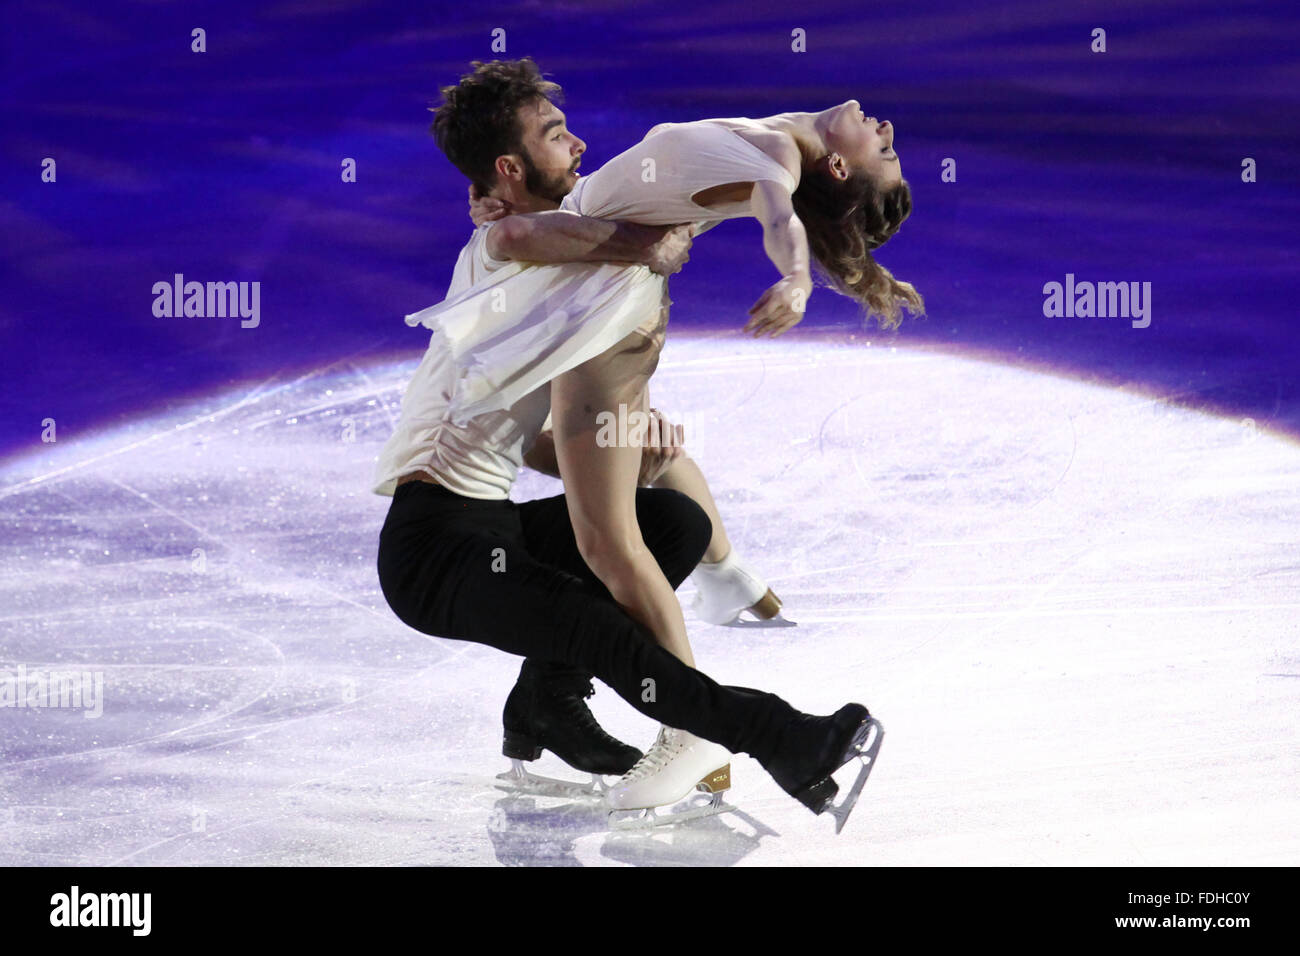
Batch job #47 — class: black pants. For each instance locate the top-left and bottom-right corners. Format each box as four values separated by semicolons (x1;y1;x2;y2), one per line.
376;480;799;763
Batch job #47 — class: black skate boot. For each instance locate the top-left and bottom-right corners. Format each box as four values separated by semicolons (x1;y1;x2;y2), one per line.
763;703;884;833
501;661;643;779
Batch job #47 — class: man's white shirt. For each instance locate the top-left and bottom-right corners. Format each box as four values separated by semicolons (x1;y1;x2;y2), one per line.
370;224;553;499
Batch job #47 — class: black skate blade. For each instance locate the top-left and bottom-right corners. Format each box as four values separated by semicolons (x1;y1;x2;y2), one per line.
825;718;884;835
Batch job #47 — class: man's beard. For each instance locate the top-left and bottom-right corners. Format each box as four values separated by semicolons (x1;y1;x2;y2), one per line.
522;151;575;204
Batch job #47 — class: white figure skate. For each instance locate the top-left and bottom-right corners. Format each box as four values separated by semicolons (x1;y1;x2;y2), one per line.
606;727;735;829
690;548;795;628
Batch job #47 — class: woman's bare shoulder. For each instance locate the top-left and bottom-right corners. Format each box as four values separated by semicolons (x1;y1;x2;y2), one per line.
734;128;802;187
645;119;801;185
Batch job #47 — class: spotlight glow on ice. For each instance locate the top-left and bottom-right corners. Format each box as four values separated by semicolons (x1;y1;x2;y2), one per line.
1;333;1296;866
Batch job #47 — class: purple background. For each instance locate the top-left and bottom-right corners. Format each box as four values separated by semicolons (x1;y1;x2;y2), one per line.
3;0;1297;459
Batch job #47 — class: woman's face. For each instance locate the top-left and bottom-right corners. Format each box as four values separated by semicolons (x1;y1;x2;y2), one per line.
817;100;902;188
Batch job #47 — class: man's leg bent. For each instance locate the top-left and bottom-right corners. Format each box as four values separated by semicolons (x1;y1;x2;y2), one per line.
514;487;710;689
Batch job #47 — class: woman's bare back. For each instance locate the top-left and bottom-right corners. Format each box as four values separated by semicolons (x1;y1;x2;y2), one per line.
643;120;802;209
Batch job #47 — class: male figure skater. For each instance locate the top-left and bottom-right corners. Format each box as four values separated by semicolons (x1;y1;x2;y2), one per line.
374;75;696;787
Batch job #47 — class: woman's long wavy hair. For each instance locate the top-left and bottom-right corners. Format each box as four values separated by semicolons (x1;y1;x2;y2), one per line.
792;169;923;329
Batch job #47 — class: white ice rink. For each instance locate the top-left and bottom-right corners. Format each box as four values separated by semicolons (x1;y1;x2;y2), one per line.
2;331;1297;866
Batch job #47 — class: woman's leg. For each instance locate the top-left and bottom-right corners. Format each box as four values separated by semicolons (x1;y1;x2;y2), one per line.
550;329;699;665
509;485;711;712
650;455;733;564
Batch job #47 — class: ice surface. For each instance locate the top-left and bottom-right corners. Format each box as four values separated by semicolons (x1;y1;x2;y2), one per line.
1;331;1297;866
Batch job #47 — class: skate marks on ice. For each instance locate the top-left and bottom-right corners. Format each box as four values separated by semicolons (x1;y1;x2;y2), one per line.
1;333;1298;864
632;334;1300;864
485;792;605;867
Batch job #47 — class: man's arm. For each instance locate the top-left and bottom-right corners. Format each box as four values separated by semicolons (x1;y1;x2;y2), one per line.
486;211;692;275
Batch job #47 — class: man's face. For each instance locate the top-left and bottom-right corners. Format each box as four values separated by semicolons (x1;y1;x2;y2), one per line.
514;98;586;203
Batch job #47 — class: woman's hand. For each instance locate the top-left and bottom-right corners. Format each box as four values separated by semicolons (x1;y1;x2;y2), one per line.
468;183;510;227
643;223;694;277
637;408;685;486
745;273;812;337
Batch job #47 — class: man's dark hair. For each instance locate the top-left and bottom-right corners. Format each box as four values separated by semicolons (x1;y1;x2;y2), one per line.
430;58;563;192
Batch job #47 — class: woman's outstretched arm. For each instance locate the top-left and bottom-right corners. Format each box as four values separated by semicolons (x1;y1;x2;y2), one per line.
746;179;813;338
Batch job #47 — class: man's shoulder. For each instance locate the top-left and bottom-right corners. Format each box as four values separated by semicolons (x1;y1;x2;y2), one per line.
445;223;508;298
464;222;508;267
463;221;499;245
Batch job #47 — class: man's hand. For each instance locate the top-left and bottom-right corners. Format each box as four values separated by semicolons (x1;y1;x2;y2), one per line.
637;408;685;486
744;272;812;337
643;224;694;277
469;183;510;227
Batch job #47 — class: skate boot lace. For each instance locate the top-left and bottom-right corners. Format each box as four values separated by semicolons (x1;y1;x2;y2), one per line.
549;680;625;745
622;728;686;783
